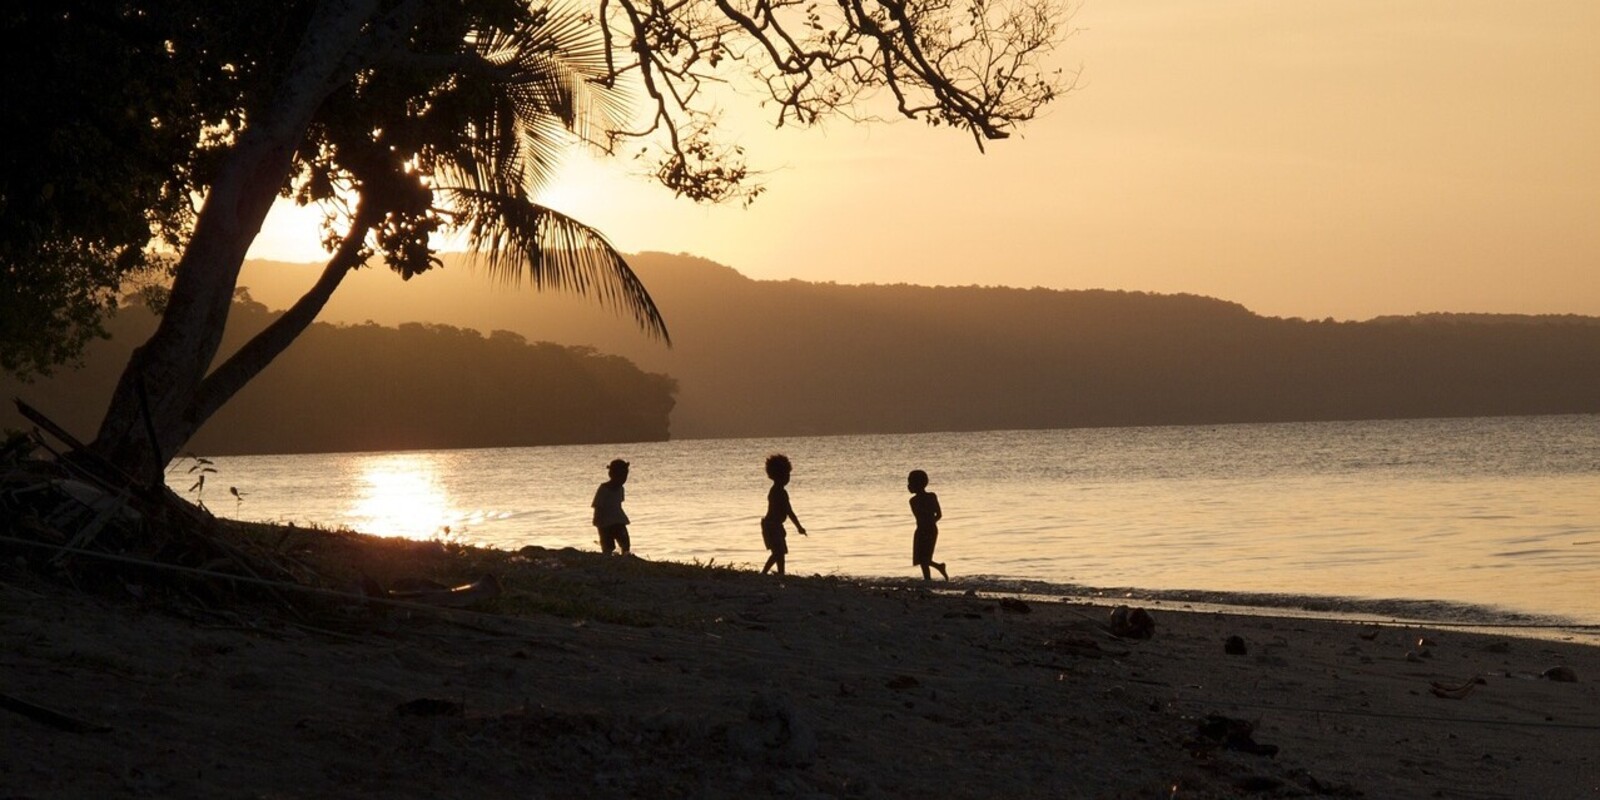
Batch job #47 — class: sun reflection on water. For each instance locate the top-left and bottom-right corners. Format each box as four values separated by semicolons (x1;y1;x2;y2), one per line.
345;454;458;540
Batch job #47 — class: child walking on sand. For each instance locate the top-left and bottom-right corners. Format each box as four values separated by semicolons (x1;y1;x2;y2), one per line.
761;454;806;575
908;469;948;580
592;459;631;555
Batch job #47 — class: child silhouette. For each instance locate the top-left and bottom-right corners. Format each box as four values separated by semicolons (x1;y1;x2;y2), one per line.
591;459;631;555
908;469;947;580
760;454;806;576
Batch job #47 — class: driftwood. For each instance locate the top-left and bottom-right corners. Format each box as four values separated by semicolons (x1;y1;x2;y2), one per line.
364;574;504;609
5;401;512;638
1042;636;1130;659
0;692;111;733
3;399;303;610
1104;605;1156;640
1430;675;1487;699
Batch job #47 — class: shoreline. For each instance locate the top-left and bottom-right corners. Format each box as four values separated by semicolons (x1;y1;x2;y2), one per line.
4;526;1597;798
219;510;1600;638
829;571;1600;647
992;583;1600;646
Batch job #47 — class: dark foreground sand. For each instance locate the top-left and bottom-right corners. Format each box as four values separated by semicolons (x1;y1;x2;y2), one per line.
2;528;1596;799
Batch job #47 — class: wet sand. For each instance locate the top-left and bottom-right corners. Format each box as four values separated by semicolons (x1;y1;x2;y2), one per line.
2;530;1596;798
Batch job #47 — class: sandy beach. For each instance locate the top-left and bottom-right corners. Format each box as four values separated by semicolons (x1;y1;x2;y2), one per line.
2;527;1596;799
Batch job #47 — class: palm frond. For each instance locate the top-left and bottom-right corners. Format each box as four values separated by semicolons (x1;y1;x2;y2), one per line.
445;186;668;343
459;5;630;198
417;6;663;341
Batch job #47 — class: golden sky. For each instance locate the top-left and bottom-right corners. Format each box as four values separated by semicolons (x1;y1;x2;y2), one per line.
250;0;1600;321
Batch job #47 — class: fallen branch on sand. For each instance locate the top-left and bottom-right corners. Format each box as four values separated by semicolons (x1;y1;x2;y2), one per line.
362;574;504;609
0;692;111;733
1428;675;1487;700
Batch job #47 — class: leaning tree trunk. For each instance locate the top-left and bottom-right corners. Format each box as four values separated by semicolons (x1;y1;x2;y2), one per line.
181;208;377;447
90;0;382;485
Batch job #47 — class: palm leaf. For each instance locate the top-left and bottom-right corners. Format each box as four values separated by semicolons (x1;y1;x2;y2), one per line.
421;6;659;340
454;6;629;198
444;186;668;342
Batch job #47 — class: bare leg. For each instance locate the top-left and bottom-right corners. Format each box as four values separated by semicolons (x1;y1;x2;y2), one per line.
935;562;948;580
762;554;778;574
920;564;932;581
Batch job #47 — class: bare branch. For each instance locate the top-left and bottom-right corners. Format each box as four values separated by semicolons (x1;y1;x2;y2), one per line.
588;0;1069;196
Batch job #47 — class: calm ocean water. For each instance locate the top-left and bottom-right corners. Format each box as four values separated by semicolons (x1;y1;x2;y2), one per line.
200;415;1600;634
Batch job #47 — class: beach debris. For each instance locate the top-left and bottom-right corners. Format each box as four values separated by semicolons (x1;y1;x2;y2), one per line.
1541;666;1578;683
1403;633;1440;662
885;674;922;690
1285;769;1363;797
727;691;816;766
1429;676;1486;700
1105;605;1155;640
1232;775;1285;793
998;597;1031;614
1357;627;1380;641
1190;714;1279;757
363;574;503;608
396;697;464;717
2;401;313;611
1224;635;1248;655
1044;636;1127;659
0;691;112;733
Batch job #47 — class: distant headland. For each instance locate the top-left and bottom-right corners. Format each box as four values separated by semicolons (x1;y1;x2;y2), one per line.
5;252;1596;455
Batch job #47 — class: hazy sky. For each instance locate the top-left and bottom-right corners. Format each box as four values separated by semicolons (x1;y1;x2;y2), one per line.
249;1;1600;321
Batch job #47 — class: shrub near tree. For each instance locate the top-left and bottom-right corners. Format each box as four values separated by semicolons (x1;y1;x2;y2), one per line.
1;0;1065;484
0;1;261;376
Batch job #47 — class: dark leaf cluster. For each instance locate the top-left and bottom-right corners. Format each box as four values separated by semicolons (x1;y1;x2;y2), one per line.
0;1;304;376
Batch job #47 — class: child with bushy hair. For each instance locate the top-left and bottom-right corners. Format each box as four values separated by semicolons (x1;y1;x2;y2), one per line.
760;454;806;576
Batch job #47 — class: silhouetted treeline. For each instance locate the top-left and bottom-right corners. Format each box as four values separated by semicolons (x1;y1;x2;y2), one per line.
1368;312;1600;327
228;253;1600;438
2;297;676;455
252;252;1587;438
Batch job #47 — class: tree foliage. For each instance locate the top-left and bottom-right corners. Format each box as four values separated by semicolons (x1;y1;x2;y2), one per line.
0;2;264;375
5;0;1066;479
600;0;1065;202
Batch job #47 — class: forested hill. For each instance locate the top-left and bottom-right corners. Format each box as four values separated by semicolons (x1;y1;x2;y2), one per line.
232;253;1600;439
1;299;676;455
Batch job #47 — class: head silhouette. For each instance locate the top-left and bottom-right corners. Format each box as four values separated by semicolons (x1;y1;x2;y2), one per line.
765;454;792;482
908;469;929;492
607;459;630;482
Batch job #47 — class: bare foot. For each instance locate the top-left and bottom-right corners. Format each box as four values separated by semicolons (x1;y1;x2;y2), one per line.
935;563;949;580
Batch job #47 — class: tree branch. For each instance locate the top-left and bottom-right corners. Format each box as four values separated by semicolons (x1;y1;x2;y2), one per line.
185;202;380;433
